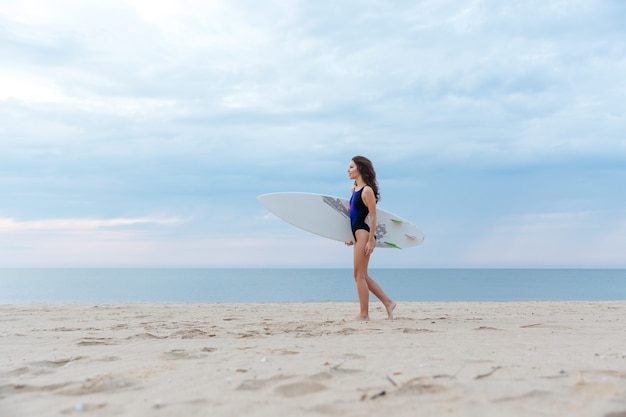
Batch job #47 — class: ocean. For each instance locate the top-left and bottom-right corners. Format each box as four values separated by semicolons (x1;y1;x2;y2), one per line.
1;269;625;304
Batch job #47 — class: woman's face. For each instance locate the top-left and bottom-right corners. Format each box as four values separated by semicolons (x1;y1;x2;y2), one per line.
347;160;359;180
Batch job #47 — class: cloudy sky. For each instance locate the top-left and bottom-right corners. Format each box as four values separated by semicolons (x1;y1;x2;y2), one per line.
1;0;625;268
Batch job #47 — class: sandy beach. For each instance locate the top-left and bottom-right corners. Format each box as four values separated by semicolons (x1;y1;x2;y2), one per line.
1;301;625;416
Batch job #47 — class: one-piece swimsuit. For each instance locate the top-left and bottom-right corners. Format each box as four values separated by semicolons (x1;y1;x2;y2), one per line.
349;188;370;241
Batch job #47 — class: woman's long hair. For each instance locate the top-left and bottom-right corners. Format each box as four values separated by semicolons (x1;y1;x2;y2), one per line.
352;155;380;202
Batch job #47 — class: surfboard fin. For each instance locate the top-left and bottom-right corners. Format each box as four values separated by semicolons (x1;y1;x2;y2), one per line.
405;234;418;239
390;219;403;223
384;242;402;249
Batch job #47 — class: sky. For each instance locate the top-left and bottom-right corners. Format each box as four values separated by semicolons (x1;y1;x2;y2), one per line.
1;0;625;268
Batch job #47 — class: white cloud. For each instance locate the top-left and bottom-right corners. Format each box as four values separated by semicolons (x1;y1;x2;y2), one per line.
0;217;183;232
0;71;63;102
462;211;626;267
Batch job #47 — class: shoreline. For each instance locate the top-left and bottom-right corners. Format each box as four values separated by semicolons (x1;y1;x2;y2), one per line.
3;269;625;304
2;301;625;416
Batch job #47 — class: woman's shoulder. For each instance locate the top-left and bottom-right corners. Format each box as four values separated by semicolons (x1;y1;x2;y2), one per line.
362;185;376;199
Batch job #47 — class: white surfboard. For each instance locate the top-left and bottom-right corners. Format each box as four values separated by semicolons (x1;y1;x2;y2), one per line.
257;192;424;249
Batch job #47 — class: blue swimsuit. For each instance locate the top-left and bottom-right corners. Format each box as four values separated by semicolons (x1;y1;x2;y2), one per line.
349;188;370;240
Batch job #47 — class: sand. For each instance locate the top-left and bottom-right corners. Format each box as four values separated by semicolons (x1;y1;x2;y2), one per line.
1;301;625;417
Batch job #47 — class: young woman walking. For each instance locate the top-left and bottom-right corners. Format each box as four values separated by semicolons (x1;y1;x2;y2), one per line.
346;156;396;321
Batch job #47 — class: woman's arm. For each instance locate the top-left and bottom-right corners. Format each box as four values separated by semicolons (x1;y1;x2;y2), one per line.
362;186;377;252
345;185;357;246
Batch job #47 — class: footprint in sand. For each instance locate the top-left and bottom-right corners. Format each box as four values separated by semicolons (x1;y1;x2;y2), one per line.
17;357;86;376
4;367;30;377
341;353;366;360
77;338;116;346
394;378;446;396
270;349;300;356
494;389;551;402
171;329;217;339
335;328;357;336
1;382;73;396
402;328;435;334
50;327;82;332
126;333;167;340
274;381;327;397
153;398;210;411
95;356;121;362
161;349;207;360
236;375;292;391
29;357;85;368
59;375;139;396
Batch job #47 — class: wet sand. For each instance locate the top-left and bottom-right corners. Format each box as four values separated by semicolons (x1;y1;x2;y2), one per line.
1;302;625;416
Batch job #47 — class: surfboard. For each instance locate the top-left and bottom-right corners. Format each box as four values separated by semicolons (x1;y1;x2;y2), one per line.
257;192;424;249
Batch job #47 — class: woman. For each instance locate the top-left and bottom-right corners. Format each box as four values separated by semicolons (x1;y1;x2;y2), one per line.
346;156;396;321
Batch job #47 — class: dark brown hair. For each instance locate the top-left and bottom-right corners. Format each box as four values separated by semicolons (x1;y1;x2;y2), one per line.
352;155;380;202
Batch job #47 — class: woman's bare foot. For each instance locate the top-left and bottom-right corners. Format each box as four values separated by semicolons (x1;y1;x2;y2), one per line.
385;302;396;320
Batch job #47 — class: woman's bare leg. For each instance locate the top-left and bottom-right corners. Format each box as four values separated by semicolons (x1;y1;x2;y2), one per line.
352;230;371;320
365;275;396;319
351;229;396;320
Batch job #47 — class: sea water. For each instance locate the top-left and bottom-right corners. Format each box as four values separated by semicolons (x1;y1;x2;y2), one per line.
1;269;625;304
